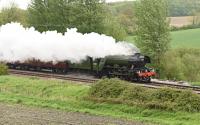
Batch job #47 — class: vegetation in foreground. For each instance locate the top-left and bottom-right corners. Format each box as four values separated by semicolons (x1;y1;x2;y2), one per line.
89;79;200;112
0;76;200;125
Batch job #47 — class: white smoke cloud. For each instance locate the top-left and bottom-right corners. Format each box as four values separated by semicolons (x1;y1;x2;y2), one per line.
0;23;139;63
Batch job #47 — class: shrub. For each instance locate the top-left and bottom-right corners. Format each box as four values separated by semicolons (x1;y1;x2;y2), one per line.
148;88;200;112
0;63;8;75
121;85;149;102
175;90;200;112
88;79;200;112
89;78;127;99
151;88;181;102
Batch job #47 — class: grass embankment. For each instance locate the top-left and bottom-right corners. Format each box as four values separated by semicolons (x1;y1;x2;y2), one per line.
0;76;200;125
125;28;200;49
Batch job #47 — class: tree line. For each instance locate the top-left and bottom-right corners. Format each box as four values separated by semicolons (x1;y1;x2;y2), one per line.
1;0;200;36
168;0;200;17
0;0;126;41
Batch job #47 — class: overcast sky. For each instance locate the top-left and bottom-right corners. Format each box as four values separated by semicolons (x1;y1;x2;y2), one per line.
0;0;133;10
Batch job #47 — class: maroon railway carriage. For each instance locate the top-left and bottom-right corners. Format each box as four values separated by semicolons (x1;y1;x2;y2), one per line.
7;59;68;73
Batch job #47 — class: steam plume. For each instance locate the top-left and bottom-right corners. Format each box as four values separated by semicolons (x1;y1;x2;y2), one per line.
0;23;139;63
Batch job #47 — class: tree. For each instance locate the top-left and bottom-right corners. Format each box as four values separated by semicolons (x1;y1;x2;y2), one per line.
28;0;126;40
75;0;106;34
0;3;28;26
27;0;48;32
0;13;2;25
28;0;106;34
103;14;126;41
108;1;136;35
135;0;170;67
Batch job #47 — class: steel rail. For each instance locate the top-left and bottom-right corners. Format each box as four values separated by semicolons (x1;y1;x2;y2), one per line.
9;69;97;83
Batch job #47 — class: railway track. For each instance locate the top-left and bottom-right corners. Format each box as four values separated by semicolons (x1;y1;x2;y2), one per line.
8;69;200;94
9;69;97;83
151;80;200;91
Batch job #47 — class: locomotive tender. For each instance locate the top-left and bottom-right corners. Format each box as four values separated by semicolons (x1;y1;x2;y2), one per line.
7;53;156;82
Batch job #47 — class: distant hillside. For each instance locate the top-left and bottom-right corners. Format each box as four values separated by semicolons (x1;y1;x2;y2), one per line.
168;0;200;17
107;0;200;33
108;0;200;17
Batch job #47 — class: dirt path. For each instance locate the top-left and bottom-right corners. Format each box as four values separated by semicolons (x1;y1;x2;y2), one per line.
0;103;148;125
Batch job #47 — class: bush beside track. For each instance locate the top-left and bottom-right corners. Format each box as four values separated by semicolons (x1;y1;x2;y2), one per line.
0;63;8;75
88;78;200;112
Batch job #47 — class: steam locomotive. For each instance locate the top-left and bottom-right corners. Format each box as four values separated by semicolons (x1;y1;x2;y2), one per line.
7;53;156;82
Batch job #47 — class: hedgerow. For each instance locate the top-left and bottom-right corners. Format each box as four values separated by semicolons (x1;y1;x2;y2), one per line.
88;78;200;112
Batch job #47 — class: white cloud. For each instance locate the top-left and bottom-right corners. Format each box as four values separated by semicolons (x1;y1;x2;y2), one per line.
0;0;133;10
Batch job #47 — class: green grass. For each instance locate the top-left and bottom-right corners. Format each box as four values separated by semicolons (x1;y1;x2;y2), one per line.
125;28;200;49
1;75;200;125
171;28;200;48
191;82;200;86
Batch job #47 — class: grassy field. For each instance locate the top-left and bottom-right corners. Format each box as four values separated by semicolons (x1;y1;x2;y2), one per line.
125;28;200;49
0;75;200;125
171;28;200;48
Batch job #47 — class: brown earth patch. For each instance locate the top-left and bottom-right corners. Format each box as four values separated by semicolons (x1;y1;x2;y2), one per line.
0;103;149;125
169;16;194;27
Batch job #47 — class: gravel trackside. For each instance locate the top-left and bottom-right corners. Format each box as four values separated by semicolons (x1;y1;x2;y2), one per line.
0;103;149;125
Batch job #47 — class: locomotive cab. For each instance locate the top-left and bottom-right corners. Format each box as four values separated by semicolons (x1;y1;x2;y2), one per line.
144;56;151;63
